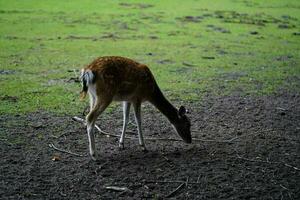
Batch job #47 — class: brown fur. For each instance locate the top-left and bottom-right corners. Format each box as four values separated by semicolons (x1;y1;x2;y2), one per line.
81;56;157;102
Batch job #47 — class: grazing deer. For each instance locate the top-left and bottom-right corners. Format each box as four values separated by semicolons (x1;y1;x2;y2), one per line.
80;56;191;160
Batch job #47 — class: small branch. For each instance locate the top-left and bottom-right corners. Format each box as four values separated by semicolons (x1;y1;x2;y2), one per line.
105;186;132;193
276;107;287;111
235;154;300;171
72;116;85;123
283;163;300;171
192;137;238;143
279;184;288;190
279;184;292;199
166;182;185;198
72;116;110;135
145;180;200;185
185;177;189;187
235;154;270;163
49;143;85;157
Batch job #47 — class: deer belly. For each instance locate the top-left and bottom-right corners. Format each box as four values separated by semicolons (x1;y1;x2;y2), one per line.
113;82;137;101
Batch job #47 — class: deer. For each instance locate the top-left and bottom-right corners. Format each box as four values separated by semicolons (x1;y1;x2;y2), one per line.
80;56;191;160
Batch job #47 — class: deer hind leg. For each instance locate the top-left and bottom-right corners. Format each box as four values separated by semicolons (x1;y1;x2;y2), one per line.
86;97;112;160
119;101;131;149
88;84;97;111
133;100;147;151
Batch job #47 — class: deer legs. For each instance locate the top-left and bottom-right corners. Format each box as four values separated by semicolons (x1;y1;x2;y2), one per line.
133;101;146;151
119;101;131;149
86;98;147;160
119;100;146;151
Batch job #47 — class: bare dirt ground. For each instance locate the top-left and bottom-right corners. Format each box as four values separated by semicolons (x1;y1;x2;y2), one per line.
1;91;299;199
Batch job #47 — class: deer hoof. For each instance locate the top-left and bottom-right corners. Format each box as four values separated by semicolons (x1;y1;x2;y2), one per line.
90;153;97;161
118;143;125;150
140;145;148;153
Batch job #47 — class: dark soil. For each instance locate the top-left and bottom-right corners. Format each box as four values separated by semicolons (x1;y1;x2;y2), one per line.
1;92;299;199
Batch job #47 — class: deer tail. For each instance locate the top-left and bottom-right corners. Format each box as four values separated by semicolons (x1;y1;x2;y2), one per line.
80;69;95;100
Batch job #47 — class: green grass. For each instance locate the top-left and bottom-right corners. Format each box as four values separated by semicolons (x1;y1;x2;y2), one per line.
0;0;299;114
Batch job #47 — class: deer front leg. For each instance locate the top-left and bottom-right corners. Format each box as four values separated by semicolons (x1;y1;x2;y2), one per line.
133;100;147;152
119;101;131;149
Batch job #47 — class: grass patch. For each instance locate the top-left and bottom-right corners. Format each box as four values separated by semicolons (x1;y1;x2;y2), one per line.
0;0;299;114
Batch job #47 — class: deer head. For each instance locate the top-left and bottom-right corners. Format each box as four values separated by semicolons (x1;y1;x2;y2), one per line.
174;106;192;143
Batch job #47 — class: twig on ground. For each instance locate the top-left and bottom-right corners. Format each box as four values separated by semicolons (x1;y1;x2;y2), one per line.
105;186;132;193
192;137;238;143
185;177;189;186
72;116;110;135
235;154;300;171
162;156;173;167
279;184;288;190
279;184;292;199
49;143;85;157
276;107;287;111
72;116;85;123
145;180;200;185
282;163;300;171
165;182;186;198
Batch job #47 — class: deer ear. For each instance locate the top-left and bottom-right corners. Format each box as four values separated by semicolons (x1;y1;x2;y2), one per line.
178;106;186;117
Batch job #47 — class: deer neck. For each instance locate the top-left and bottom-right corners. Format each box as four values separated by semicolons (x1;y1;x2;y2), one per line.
150;86;179;124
